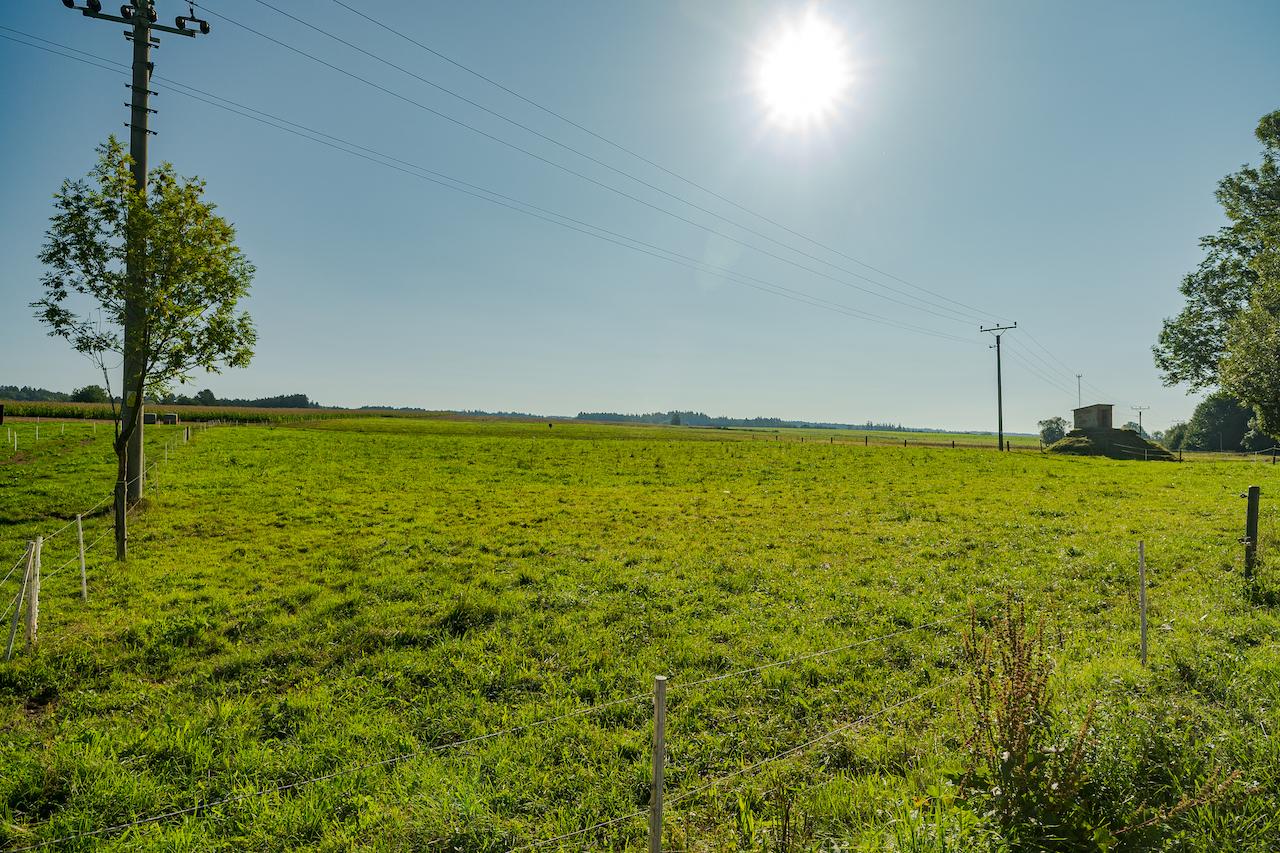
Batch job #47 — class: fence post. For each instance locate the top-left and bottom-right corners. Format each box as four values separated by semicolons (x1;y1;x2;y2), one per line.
5;543;33;661
649;675;668;853
1138;541;1148;667
115;479;127;562
26;536;41;648
77;514;87;602
1245;485;1261;582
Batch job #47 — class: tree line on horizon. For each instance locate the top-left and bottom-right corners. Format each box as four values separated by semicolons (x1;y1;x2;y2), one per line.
0;385;317;410
576;411;978;433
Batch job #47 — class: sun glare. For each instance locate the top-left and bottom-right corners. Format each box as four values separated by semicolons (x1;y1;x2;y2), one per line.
755;10;852;128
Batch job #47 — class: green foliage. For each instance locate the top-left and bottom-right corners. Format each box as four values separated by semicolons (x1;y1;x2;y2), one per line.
2;417;1279;849
1162;422;1189;450
1039;417;1067;445
32;137;255;474
1183;390;1254;451
70;384;110;403
1155;110;1280;437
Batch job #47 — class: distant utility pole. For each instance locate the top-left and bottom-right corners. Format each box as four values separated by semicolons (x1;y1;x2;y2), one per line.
1076;374;1082;408
1132;405;1150;435
980;323;1017;451
60;0;211;504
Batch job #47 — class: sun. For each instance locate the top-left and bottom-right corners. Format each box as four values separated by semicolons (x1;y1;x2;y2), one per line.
754;10;852;128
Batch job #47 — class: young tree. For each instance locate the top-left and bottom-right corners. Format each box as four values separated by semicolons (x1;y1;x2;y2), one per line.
1037;416;1067;445
1154;111;1280;434
33;138;255;559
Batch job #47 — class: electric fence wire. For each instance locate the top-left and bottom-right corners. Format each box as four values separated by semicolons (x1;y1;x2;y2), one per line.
192;1;989;330
673;615;960;690
664;677;958;808
509;677;957;850
323;0;1009;327
8;688;652;852
0;552;26;591
0;29;979;347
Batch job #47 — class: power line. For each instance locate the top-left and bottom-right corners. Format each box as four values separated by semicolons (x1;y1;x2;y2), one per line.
1004;346;1077;399
0;29;978;347
325;0;1006;327
193;1;986;329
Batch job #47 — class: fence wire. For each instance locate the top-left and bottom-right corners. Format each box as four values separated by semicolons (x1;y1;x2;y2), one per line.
10;686;651;851
674;616;960;691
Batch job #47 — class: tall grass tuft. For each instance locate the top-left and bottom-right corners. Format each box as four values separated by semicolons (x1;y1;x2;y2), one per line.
959;596;1105;850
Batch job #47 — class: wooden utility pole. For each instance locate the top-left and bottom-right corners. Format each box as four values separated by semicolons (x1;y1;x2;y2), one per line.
980;323;1017;451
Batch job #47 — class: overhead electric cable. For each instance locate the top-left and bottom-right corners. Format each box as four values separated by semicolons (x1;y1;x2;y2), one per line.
192;1;984;328
325;0;1007;326
0;29;977;347
236;0;991;326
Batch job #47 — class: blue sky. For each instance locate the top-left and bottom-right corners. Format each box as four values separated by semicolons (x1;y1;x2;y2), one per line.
2;1;1278;432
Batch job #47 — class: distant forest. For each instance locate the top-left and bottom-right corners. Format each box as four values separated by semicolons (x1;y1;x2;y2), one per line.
1;385;318;409
576;411;960;432
3;386;1011;434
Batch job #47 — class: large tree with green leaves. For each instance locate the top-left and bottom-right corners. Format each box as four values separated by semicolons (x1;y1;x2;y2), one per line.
33;137;255;558
1154;111;1280;432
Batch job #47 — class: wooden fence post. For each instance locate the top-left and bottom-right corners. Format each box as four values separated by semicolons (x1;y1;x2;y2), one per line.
649;675;668;853
1138;541;1148;667
1245;485;1261;582
25;536;41;648
5;543;32;661
77;514;87;602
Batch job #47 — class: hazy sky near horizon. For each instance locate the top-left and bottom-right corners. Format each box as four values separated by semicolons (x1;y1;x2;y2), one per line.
2;1;1278;432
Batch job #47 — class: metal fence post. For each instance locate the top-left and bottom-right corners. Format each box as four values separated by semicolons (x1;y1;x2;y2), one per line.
5;543;32;661
77;514;87;602
1138;541;1148;667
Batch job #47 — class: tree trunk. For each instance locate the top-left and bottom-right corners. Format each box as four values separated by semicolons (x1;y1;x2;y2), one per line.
114;441;128;562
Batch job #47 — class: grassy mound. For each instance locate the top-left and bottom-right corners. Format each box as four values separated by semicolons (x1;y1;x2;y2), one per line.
1047;427;1174;460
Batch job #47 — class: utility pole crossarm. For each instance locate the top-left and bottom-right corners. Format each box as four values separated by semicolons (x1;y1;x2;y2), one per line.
980;323;1018;452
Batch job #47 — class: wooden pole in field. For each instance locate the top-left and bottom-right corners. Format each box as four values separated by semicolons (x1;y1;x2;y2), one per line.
1138;541;1148;667
1245;485;1261;582
5;543;32;661
649;675;668;853
25;536;41;648
77;514;87;602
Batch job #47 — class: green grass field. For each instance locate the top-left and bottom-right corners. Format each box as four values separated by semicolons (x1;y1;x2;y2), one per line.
1;417;1278;851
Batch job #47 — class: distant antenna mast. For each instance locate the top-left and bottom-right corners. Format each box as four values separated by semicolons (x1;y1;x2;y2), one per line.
980;322;1018;451
1076;374;1082;407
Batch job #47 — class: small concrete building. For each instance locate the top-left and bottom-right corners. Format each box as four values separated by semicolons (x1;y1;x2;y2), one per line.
142;412;158;425
1073;403;1113;430
162;413;180;425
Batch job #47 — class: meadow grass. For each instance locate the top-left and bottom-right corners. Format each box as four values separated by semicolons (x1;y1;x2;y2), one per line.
0;417;1278;850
